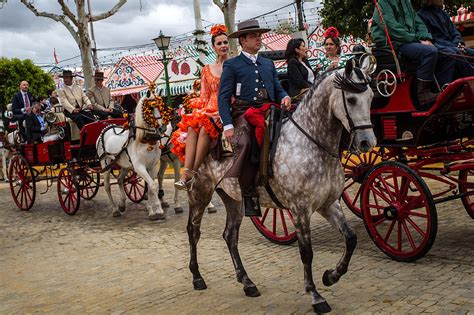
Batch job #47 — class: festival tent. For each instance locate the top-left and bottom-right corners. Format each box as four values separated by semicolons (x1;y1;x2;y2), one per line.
451;9;474;48
105;55;164;102
154;53;201;96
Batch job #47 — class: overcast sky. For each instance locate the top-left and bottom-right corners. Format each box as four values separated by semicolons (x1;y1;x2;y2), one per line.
0;0;321;67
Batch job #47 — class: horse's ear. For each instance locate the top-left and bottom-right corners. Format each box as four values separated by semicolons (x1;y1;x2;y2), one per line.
345;59;355;76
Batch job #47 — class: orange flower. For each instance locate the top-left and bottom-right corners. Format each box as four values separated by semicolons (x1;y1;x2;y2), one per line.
210;24;227;36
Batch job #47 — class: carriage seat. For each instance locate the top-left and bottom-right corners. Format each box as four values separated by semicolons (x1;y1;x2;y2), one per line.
51;105;80;141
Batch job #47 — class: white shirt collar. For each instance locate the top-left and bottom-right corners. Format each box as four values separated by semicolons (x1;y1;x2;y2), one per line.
242;51;258;63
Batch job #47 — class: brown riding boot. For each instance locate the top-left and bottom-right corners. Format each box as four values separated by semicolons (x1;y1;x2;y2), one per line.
417;79;439;108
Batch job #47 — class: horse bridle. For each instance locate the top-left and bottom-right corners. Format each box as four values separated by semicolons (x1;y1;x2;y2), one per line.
287;68;373;158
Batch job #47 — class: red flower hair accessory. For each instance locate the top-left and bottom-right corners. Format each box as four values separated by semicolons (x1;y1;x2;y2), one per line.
324;26;340;39
210;24;228;36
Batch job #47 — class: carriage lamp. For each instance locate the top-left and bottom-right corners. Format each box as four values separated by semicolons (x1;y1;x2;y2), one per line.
153;31;173;108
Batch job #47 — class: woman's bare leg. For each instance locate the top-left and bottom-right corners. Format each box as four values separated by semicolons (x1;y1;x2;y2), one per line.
182;127;198;180
193;127;211;173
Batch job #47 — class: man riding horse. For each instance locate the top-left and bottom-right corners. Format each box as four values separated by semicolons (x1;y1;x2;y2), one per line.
218;19;292;217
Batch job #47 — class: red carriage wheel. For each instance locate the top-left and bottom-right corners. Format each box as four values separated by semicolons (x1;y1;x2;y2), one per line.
341;149;383;218
57;167;80;215
361;161;437;262
124;170;147;203
458;169;474;219
8;155;36;211
251;208;297;245
76;168;100;200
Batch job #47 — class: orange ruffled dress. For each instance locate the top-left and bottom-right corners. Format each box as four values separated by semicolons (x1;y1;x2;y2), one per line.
171;65;222;162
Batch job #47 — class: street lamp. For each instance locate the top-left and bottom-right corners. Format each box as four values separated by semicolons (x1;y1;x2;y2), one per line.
153;31;172;108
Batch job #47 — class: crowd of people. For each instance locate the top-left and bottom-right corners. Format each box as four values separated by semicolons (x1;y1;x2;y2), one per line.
5;69;122;144
3;1;473;216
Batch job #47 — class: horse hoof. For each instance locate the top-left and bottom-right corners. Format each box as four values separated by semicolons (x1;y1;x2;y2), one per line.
149;213;166;221
112;211;122;217
244;286;260;297
174;207;183;214
158;189;165;199
322;269;334;287
193;278;207;290
118;206;126;213
207;207;217;213
161;201;170;208
312;301;332;314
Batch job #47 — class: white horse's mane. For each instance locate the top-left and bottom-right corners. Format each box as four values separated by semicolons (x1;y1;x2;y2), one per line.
134;96;147;143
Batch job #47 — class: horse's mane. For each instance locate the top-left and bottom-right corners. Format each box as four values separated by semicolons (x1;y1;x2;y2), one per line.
134;96;146;143
299;69;337;105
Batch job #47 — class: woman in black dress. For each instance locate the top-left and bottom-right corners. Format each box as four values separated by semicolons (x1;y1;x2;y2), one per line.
285;38;317;98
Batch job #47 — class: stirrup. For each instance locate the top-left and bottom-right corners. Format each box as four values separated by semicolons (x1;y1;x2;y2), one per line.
174;168;197;191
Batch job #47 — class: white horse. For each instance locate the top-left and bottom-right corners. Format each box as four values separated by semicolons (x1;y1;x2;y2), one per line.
157;122;216;214
97;95;165;220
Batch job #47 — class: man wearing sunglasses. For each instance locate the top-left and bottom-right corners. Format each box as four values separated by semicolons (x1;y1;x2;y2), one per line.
218;19;291;217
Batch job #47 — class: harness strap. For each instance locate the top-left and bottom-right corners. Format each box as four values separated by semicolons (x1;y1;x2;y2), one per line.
287;114;339;158
264;183;287;209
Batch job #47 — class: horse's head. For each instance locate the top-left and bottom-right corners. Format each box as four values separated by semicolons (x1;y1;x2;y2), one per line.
331;57;377;153
135;94;164;142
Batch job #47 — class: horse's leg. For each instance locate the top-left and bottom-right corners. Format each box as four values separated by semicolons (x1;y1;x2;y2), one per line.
116;168;128;213
294;210;332;313
318;201;357;287
187;185;213;290
173;158;183;214
134;164;165;220
217;189;260;297
104;169;120;217
158;160;169;208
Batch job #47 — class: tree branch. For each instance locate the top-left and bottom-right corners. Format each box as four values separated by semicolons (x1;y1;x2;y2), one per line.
58;0;80;28
212;0;224;11
90;0;127;22
20;0;79;44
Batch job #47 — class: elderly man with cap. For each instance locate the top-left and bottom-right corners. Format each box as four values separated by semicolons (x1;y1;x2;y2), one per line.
86;70;123;119
58;70;96;130
218;19;291;217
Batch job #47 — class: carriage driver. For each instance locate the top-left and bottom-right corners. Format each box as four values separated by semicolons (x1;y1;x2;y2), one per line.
87;70;123;119
218;19;292;217
58;70;97;130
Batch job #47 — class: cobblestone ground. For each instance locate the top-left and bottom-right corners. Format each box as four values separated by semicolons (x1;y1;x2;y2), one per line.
0;177;473;314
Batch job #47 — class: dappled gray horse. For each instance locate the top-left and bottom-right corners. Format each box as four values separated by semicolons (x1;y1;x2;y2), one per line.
186;59;376;313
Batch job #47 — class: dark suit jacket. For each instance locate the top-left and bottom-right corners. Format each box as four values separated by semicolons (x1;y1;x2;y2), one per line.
26;113;45;144
218;53;288;127
287;58;317;97
12;91;33;116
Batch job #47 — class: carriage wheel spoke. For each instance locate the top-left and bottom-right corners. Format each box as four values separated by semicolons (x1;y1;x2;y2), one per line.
279;209;289;236
402;220;417;250
368;203;386;210
24;185;32;201
343;180;356;191
379;175;396;201
261;208;270;225
384;220;396;242
20;188;26;207
369;185;392;204
405;216;426;238
351;185;362;206
372;215;386;226
286;209;295;226
397;220;402;251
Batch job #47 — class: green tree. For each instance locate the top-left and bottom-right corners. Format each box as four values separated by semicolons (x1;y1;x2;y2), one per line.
0;58;55;112
320;0;472;38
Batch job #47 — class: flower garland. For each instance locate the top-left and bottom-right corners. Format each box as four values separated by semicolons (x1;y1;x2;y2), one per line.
142;82;172;127
181;79;200;114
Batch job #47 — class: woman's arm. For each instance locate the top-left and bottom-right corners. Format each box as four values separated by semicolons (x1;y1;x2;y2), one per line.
288;59;311;89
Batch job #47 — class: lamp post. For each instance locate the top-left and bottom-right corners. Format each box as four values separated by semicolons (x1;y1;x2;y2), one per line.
152;31;172;108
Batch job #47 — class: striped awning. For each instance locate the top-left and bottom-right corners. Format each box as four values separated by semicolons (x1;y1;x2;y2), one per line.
110;85;147;96
125;55;164;82
451;12;474;23
156;80;195;96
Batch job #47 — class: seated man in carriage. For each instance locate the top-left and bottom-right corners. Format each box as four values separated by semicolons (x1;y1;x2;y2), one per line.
371;0;456;107
25;101;47;144
86;70;123;119
417;0;474;79
58;70;97;130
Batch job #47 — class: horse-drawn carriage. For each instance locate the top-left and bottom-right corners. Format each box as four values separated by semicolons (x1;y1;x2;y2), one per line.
251;46;473;262
5;107;146;215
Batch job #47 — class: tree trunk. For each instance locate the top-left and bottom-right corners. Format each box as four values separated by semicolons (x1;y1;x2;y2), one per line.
223;1;238;57
76;1;93;89
193;0;206;66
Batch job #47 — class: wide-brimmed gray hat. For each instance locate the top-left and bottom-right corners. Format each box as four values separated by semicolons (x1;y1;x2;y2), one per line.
228;19;270;38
